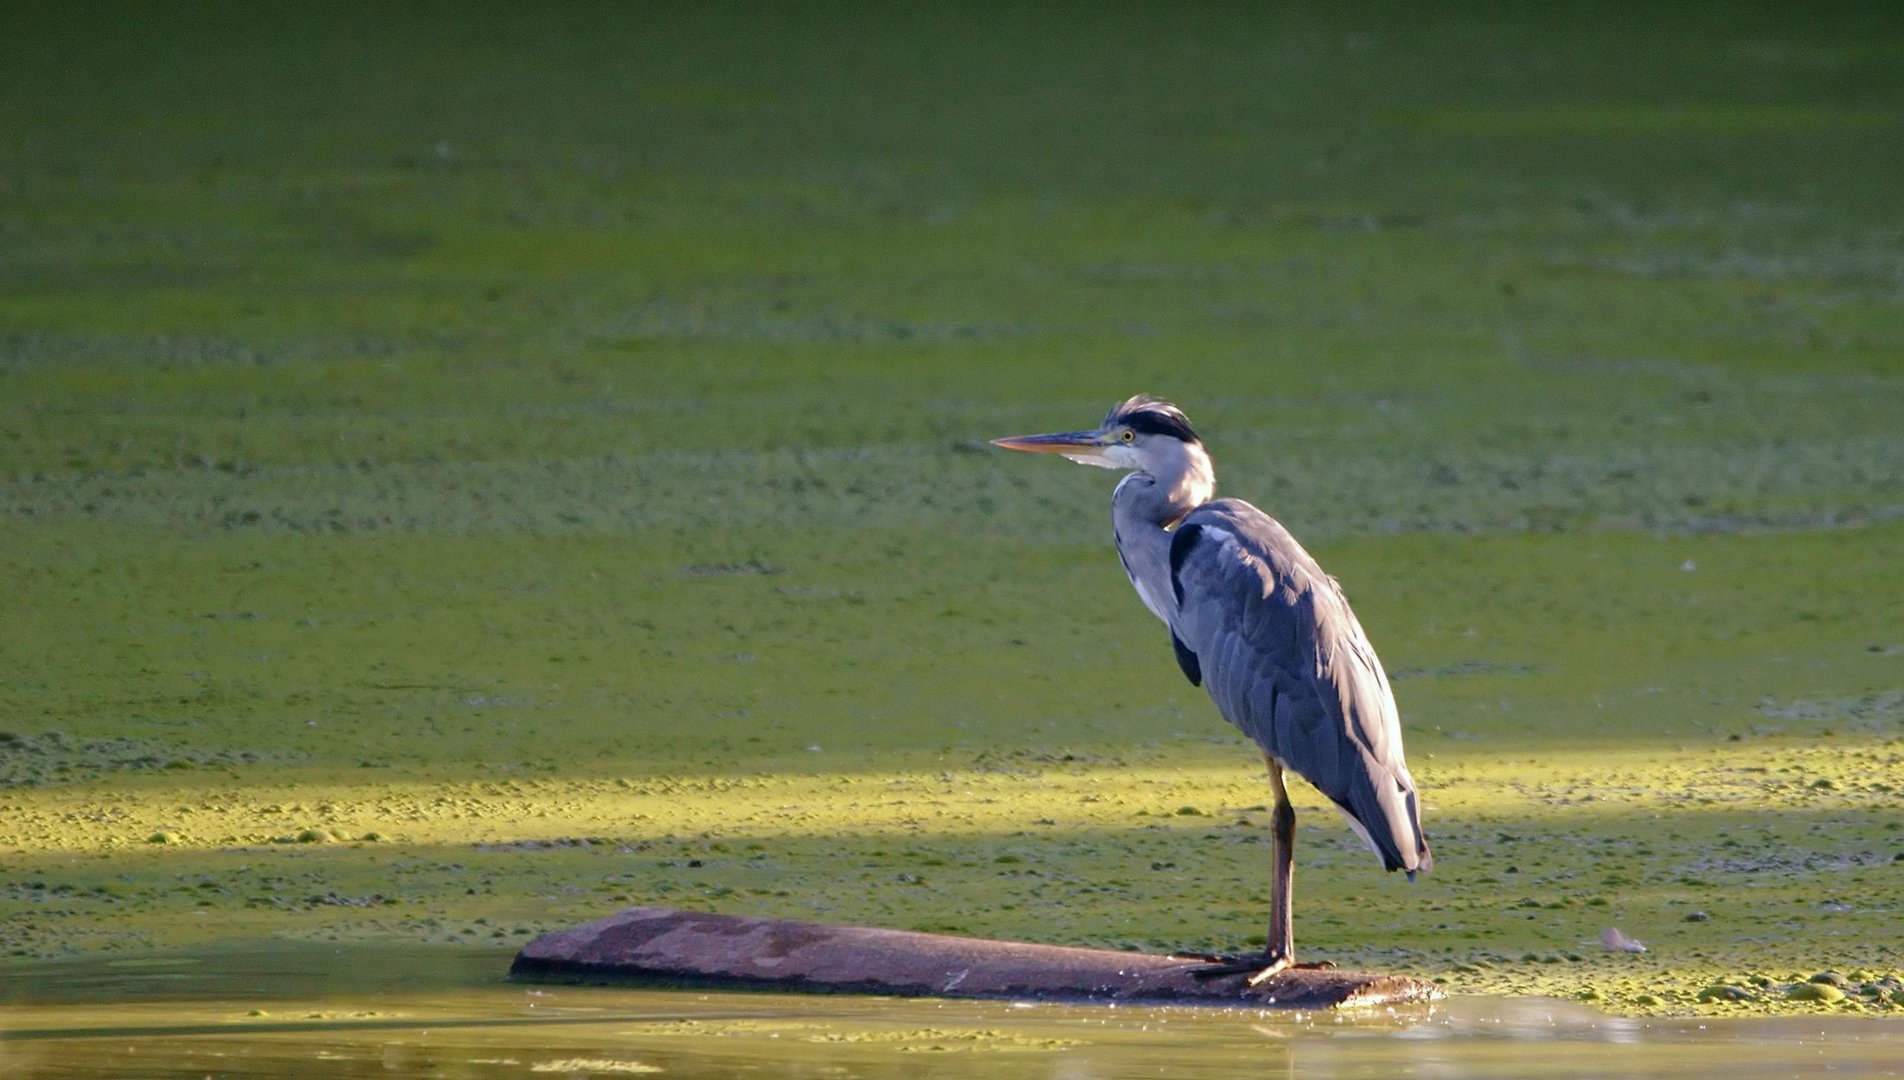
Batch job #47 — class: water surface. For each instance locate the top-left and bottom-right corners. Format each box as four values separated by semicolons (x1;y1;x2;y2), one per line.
3;945;1900;1079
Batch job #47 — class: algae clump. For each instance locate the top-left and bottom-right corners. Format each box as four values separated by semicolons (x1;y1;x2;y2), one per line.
1788;982;1848;1004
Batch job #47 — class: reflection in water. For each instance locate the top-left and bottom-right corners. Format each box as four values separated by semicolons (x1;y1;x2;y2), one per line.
2;944;1901;1078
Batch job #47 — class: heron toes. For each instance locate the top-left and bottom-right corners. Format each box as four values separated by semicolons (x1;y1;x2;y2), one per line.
1177;951;1289;982
1176;951;1335;985
1169;950;1250;968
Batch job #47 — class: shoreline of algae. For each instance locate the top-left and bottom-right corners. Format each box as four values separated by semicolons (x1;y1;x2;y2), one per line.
4;2;1903;1019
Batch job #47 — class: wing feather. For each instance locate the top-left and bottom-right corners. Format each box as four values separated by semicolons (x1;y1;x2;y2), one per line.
1168;500;1431;874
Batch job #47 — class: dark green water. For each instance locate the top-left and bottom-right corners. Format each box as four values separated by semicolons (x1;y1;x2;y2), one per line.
2;945;1899;1079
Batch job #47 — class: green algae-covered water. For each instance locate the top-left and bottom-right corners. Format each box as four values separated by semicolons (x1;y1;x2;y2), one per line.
4;0;1903;1049
4;945;1903;1079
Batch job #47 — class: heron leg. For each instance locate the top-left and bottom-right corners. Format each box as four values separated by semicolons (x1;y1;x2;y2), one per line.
1253;755;1296;983
1181;756;1327;985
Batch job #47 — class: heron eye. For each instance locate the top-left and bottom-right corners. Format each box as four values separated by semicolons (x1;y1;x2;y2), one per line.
1119;428;1135;443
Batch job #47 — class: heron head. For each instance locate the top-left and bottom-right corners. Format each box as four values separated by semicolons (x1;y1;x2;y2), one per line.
992;394;1202;471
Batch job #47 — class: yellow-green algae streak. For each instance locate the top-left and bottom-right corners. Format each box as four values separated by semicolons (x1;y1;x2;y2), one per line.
2;2;1902;1020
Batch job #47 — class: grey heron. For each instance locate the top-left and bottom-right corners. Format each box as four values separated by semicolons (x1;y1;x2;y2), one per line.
994;394;1431;983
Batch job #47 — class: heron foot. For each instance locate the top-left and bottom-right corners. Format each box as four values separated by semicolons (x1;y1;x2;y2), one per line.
1174;950;1334;985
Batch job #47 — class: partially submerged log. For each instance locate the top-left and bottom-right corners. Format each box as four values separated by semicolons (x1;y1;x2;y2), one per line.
510;906;1441;1009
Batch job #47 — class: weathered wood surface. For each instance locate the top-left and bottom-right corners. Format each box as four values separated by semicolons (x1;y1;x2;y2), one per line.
510;906;1441;1009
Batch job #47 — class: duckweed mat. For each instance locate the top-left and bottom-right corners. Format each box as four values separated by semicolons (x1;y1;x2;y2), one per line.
3;1;1900;1015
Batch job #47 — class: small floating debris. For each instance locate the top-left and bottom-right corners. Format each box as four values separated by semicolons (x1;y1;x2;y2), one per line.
1600;927;1647;953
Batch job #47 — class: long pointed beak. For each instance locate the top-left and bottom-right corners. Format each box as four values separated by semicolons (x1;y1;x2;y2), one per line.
992;428;1122;469
990;430;1111;456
